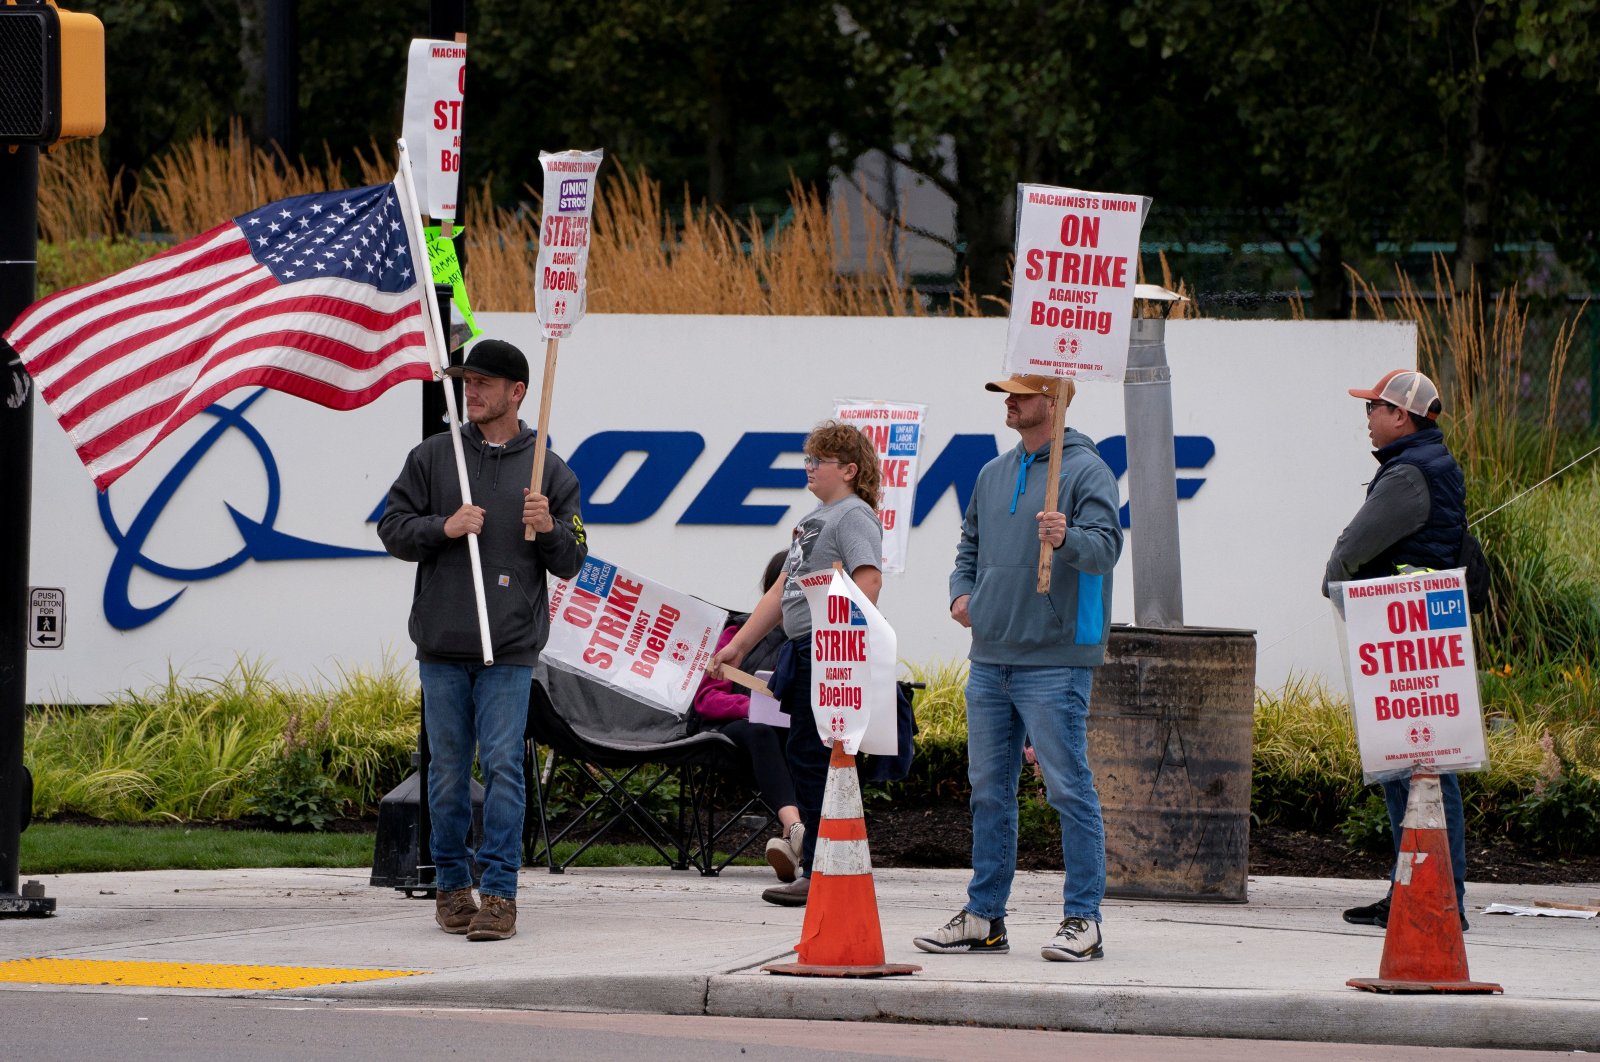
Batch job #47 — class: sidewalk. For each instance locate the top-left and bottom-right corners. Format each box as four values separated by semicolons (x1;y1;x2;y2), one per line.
2;866;1597;1051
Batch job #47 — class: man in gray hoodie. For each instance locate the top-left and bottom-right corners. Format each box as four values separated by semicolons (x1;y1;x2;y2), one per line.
379;339;587;942
914;373;1122;962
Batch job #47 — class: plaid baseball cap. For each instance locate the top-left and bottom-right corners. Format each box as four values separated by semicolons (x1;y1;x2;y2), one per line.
1349;369;1442;419
985;373;1077;405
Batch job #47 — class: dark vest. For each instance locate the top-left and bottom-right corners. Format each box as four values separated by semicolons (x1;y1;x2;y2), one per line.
1356;427;1466;579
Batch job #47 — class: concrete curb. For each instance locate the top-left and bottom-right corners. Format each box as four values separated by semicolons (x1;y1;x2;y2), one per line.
301;971;1600;1052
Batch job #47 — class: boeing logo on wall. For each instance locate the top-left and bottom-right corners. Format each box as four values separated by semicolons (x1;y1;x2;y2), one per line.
98;393;1215;630
99;390;386;631
563;431;1214;529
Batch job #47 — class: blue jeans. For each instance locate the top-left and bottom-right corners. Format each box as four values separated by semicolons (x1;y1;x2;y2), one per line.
1382;772;1467;909
419;662;532;899
780;643;833;878
965;662;1104;923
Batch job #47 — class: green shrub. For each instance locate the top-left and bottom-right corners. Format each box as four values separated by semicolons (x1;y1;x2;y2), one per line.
26;658;418;822
245;710;339;830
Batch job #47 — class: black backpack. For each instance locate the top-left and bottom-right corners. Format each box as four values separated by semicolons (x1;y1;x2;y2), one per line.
1459;530;1490;614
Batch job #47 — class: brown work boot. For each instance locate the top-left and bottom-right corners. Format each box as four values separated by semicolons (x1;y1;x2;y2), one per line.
434;887;478;935
465;894;517;941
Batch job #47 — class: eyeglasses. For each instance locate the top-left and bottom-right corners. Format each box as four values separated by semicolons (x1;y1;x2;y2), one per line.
1365;400;1397;415
802;456;841;470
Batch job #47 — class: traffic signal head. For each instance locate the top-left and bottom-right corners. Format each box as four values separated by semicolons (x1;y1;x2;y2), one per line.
0;1;104;145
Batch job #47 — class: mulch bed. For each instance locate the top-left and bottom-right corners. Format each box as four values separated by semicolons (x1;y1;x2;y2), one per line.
862;798;1600;886
40;804;1600;886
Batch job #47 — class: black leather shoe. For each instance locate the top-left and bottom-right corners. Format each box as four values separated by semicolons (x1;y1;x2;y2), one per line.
762;876;810;907
1343;896;1390;927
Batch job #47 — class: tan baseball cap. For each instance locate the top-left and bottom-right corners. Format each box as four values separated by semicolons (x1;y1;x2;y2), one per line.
985;373;1076;405
1349;369;1442;419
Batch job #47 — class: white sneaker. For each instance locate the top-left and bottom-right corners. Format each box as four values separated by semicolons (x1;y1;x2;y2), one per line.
913;910;1009;954
1041;916;1103;961
765;823;804;882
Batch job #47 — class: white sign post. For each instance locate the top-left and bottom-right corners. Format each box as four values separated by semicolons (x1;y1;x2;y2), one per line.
1004;184;1149;384
796;567;897;756
1331;568;1488;781
831;398;926;575
401;39;466;223
543;556;726;716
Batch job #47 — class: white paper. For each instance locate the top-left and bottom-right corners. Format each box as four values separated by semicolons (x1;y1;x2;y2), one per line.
747;670;787;728
1483;903;1596;919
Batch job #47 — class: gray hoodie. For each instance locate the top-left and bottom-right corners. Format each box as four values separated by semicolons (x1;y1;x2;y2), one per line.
379;421;587;666
949;431;1122;667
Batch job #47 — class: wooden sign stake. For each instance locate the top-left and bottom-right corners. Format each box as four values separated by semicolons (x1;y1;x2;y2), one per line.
1036;389;1068;593
524;335;560;540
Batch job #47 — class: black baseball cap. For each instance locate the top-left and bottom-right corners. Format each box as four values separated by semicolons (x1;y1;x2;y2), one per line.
443;339;529;386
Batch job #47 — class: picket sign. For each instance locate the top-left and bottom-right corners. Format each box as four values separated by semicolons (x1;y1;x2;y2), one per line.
1004;183;1147;592
543;556;727;716
796;567;897;756
401;38;466;222
526;148;604;541
1331;568;1489;782
831;398;927;575
1003;184;1149;384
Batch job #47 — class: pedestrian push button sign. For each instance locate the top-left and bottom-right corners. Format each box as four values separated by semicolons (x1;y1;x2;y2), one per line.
29;587;64;649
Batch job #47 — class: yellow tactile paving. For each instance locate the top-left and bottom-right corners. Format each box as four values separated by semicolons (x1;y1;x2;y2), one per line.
0;957;424;990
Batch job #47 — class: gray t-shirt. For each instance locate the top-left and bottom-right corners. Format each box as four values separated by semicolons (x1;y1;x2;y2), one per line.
779;494;883;639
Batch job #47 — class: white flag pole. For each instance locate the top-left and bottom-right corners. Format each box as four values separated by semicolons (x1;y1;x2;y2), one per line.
396;138;494;666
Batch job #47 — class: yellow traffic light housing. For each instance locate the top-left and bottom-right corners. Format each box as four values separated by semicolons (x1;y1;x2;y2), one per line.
0;1;105;145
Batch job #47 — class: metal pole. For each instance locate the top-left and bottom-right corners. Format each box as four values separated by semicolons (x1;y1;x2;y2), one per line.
264;0;298;158
1123;315;1184;628
0;143;53;916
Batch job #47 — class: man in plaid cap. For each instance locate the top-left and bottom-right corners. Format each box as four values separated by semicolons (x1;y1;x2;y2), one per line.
1323;368;1471;931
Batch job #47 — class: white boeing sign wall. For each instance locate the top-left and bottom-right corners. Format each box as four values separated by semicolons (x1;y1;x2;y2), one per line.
26;315;1412;703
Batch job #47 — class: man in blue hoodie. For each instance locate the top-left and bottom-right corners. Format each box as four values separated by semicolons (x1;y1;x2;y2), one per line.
379;339;587;943
914;373;1123;962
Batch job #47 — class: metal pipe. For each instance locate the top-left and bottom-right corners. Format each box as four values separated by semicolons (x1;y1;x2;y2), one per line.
1123;315;1183;627
0;144;44;910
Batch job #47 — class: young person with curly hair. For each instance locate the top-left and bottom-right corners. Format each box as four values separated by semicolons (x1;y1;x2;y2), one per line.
709;419;883;906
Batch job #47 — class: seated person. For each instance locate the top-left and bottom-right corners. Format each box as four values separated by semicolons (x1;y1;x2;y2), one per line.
691;552;804;881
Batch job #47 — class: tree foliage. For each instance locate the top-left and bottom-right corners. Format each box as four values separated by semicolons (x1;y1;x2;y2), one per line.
55;0;1600;312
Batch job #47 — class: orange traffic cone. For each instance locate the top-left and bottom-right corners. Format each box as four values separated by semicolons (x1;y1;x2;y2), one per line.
764;741;919;978
1347;773;1501;994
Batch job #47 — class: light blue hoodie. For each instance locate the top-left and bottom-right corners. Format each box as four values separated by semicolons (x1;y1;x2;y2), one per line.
949;430;1123;667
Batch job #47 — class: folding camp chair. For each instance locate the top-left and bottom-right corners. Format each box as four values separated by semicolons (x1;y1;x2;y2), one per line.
523;663;777;875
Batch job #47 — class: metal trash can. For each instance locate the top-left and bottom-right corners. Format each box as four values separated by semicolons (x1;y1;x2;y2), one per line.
1089;624;1256;902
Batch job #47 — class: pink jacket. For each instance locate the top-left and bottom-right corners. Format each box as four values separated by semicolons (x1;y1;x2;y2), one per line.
692;625;750;722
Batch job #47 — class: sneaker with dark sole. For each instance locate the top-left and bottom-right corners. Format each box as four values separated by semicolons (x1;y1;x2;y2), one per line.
762;876;810;907
765;823;804;883
1342;896;1390;928
465;895;517;941
913;910;1009;954
1343;895;1469;932
434;887;478;935
1041;916;1103;961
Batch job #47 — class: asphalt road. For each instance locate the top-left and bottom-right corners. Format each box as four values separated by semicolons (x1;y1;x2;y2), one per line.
0;995;1581;1061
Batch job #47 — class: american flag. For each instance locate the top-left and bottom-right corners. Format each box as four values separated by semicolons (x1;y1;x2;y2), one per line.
4;181;436;490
